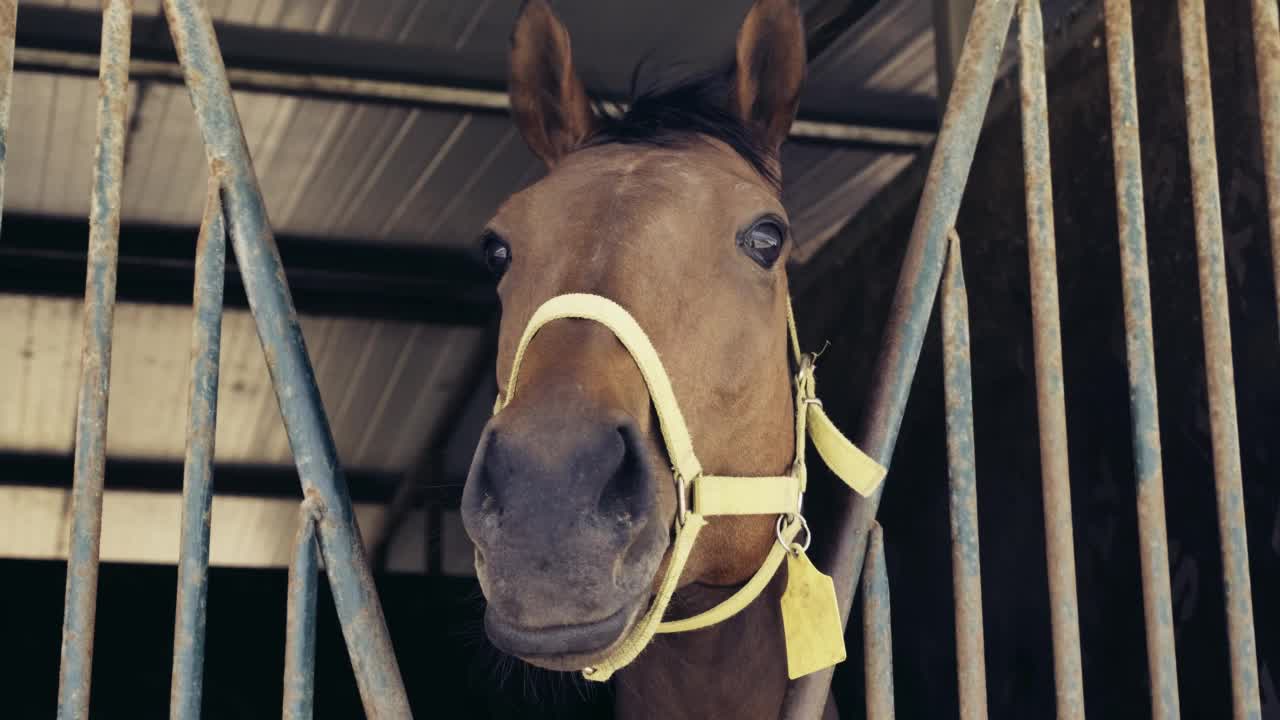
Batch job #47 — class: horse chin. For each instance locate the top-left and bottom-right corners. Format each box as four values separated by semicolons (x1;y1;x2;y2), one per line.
483;597;647;673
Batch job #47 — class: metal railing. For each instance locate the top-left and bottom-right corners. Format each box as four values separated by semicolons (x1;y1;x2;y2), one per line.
784;0;1271;718
0;0;413;717
0;0;1270;717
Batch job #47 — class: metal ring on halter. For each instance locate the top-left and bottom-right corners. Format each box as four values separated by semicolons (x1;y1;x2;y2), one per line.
675;470;689;527
776;514;811;556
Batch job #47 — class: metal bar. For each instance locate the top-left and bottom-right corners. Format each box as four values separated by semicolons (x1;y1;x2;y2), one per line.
780;2;1016;717
0;0;17;236
283;501;322;720
10;46;934;151
863;523;895;720
1250;0;1280;341
160;1;413;717
1175;2;1262;717
1020;2;1094;717
169;179;227;720
1102;2;1181;718
941;230;988;720
55;2;131;717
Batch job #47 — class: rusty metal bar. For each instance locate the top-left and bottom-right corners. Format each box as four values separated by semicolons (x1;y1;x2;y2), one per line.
55;2;131;717
0;0;16;235
1175;2;1262;717
283;501;321;720
169;179;226;720
781;1;1016;716
863;523;895;720
160;1;412;716
1020;1;1093;717
1103;1;1181;718
941;230;988;720
1250;0;1280;341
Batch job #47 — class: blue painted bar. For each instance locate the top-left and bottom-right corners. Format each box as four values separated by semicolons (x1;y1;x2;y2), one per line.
1175;2;1262;716
56;3;131;718
941;231;988;720
863;523;895;720
159;1;412;716
0;0;17;236
781;1;1017;716
169;181;227;720
1020;1;1091;716
283;502;321;720
1251;0;1280;341
1102;1;1181;718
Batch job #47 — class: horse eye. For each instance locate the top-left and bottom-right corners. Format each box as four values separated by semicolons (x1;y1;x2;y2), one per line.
739;219;786;268
482;233;511;278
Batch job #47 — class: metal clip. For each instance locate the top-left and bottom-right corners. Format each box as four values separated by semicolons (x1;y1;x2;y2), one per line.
776;514;812;556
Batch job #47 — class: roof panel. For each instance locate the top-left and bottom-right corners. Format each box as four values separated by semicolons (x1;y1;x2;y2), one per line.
804;0;937;121
382;114;516;245
256;97;346;230
0;294;482;473
5;0;955;252
123;84;192;222
355;327;461;467
40;76;91;215
6;71;59;214
340;111;472;243
294;106;415;236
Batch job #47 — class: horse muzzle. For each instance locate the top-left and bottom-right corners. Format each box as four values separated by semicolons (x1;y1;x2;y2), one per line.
461;401;671;663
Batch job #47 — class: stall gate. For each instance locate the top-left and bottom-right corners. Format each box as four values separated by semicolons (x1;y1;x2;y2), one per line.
0;0;1273;718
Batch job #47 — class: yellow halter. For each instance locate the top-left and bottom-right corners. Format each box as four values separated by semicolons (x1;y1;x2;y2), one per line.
492;293;886;681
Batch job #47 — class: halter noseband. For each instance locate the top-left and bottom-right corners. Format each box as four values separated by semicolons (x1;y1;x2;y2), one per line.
492;293;886;681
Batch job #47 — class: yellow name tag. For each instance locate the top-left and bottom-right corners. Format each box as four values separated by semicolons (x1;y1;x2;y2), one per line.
780;549;847;679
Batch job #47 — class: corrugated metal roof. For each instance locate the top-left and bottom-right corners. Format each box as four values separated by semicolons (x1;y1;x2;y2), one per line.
8;0;942;255
0;0;1088;565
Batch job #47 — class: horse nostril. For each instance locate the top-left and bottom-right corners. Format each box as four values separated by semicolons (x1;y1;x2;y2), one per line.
597;421;654;522
461;428;507;534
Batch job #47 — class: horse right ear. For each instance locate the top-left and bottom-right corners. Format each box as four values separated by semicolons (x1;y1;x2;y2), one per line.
730;0;806;157
508;0;598;168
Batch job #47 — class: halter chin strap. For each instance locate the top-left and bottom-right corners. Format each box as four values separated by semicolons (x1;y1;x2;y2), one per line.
492;293;886;682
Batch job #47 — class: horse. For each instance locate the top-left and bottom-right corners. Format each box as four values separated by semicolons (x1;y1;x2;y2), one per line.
460;1;847;717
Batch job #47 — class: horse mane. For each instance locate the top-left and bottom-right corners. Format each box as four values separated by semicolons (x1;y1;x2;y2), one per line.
583;67;782;193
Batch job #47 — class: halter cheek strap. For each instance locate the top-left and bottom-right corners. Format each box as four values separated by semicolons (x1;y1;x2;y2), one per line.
492;293;886;682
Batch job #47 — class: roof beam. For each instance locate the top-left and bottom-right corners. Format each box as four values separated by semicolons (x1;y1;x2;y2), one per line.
12;6;934;151
0;214;498;326
0;451;401;503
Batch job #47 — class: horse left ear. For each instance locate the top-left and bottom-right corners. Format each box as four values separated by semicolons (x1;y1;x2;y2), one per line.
508;0;598;168
730;0;806;156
